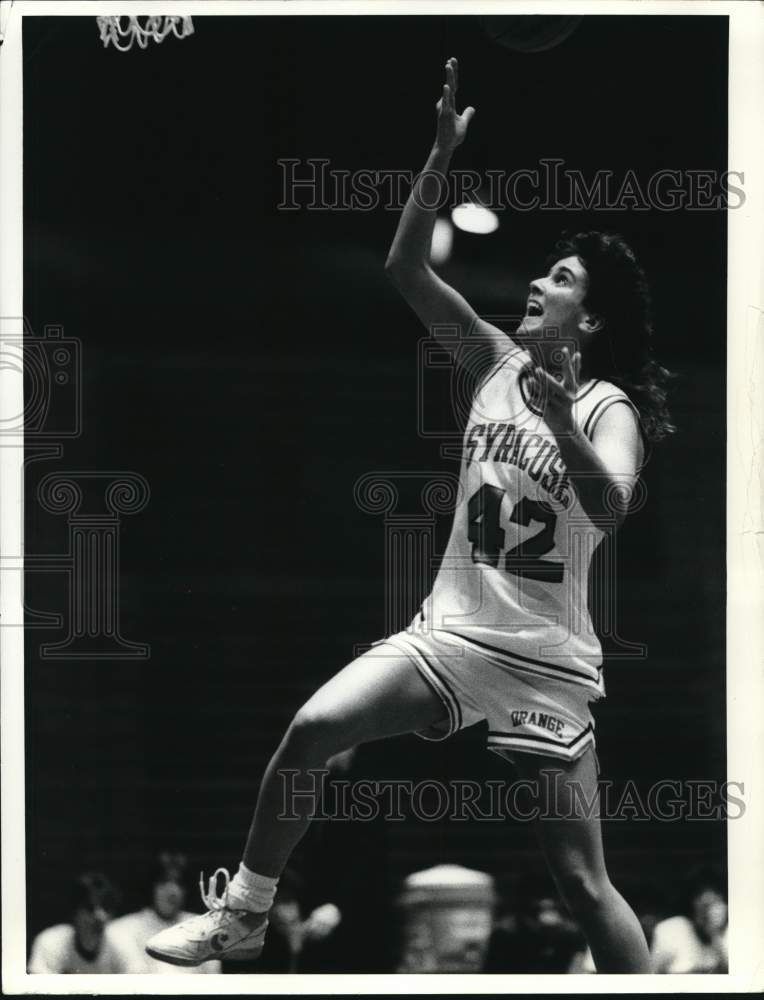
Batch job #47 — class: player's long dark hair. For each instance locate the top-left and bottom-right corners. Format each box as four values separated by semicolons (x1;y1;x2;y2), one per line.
546;231;676;443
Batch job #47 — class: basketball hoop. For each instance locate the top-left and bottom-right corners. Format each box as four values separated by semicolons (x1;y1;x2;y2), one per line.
96;15;194;52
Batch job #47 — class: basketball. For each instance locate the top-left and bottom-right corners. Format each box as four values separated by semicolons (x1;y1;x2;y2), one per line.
480;15;582;53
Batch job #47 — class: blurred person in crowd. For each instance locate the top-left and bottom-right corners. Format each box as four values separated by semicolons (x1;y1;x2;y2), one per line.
651;867;728;973
250;867;305;973
222;866;342;973
298;746;394;972
28;872;123;973
108;851;220;974
483;876;583;973
224;746;390;973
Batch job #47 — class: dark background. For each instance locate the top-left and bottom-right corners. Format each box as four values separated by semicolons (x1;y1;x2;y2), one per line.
23;13;727;958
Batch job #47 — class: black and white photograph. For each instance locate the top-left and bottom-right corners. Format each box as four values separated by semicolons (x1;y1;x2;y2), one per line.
1;0;763;992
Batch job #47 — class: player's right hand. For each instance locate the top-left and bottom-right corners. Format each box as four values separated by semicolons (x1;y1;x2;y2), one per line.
435;57;475;151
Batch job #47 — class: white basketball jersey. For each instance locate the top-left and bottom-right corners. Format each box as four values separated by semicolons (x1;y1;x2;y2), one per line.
414;347;640;696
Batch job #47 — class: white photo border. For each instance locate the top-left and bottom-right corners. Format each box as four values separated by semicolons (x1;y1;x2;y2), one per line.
1;0;762;993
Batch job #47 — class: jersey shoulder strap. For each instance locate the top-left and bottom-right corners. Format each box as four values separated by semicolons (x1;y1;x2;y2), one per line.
575;379;638;441
575;379;650;470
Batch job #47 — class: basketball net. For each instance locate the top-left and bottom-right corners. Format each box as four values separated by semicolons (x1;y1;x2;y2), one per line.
96;15;194;52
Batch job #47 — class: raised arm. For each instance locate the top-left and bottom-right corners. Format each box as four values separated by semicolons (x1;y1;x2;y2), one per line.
385;58;516;372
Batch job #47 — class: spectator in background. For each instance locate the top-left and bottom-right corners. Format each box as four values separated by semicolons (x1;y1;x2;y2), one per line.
108;852;220;974
483;876;583;973
651;868;728;973
223;746;388;973
297;746;392;972
28;872;123;973
223;866;343;973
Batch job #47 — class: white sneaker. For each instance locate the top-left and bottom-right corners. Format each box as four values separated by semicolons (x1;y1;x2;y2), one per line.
145;868;268;966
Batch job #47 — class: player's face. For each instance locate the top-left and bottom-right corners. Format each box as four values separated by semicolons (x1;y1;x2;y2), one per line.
153;879;185;921
517;255;596;352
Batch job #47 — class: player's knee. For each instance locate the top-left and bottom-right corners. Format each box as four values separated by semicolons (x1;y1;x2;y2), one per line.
285;705;344;756
556;868;607;918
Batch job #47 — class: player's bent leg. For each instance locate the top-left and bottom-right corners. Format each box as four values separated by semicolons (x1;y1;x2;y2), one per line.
145;643;447;967
242;642;448;877
512;746;651;973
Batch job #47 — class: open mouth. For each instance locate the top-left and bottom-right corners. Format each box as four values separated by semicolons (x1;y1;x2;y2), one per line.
526;300;543;317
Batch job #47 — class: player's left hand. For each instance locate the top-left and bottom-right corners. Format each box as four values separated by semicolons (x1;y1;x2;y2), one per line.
528;346;580;435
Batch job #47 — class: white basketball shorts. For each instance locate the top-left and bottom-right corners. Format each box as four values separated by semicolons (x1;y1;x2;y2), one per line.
373;626;602;764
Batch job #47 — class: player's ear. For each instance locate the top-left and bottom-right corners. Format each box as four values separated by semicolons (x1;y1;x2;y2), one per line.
579;311;605;335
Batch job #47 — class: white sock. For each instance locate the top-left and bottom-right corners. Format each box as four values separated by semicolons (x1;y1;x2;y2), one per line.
228;862;278;913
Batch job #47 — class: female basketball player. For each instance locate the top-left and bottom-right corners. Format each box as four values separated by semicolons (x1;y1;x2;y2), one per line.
147;58;673;974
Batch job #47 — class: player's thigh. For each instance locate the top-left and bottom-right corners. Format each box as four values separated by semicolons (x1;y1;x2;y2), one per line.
296;642;448;745
512;746;608;882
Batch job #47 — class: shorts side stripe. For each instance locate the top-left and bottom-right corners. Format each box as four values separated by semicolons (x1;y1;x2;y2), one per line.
488;723;593;750
415;663;457;734
382;635;460;736
418;650;463;732
487;725;595;761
